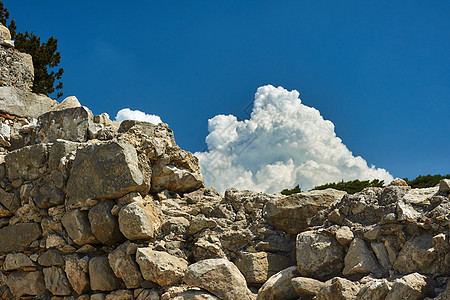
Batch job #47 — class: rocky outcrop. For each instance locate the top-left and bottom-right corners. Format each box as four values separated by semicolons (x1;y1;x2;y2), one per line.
0;36;449;300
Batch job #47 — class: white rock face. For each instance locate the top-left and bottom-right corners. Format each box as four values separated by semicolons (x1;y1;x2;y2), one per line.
184;259;254;300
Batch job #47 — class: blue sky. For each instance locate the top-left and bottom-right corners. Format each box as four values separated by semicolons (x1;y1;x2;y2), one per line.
5;1;449;185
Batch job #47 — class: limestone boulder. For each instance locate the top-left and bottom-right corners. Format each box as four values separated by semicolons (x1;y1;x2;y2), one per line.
385;273;430;300
335;226;354;245
108;241;143;288
394;233;439;274
263;189;346;234
43;266;72;296
256;266;299;300
315;277;360;300
0;24;11;40
53;96;81;111
0;222;41;252
89;256;122;291
61;209;99;246
184;258;254;300
291;276;324;298
119;120;204;193
64;254;90;294
235;251;292;284
3;253;34;271
6;271;46;299
89;200;124;244
0;46;34;90
38;249;65;267
136;248;188;286
118;200;160;240
36;106;93;143
5;143;48;181
0;86;57;118
343;238;381;279
356;278;391;300
296;231;344;280
66;140;147;208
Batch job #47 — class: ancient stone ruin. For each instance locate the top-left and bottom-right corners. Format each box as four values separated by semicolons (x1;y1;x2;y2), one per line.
0;23;449;299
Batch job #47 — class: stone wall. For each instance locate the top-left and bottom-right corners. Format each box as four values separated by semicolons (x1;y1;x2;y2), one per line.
0;23;449;300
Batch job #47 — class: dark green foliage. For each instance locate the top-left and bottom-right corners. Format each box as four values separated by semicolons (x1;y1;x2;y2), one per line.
404;174;450;189
0;1;63;98
281;184;301;195
313;179;384;194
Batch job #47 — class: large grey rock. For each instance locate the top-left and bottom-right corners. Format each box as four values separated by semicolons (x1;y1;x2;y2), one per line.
118;200;160;240
235;251;292;284
89;256;122;291
263;189;346;234
33;180;66;209
296;231;344;280
89;200;124;244
119;120;204;193
5;143;48;181
385;273;429;300
394;233;439;274
0;222;41;252
66;140;147;208
291;276;324;298
6;271;46;299
136;248;188;286
356;279;391;300
108;241;143;288
38;249;65;267
316;277;360;300
343;238;380;278
3;252;34;271
0;46;34;90
184;258;254;300
0;86;57;118
0;187;19;212
64;254;90;294
43;266;72;296
36;106;93;143
256;266;299;300
61;209;99;246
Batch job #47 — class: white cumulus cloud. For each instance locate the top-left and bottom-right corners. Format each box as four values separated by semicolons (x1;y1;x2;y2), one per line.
195;85;393;193
115;108;162;125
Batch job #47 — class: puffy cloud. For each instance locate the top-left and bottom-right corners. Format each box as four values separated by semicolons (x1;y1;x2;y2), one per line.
195;85;393;193
115;108;162;125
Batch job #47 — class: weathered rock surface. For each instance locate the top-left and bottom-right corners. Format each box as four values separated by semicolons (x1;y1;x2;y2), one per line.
263;188;346;234
291;276;325;298
0;86;57;118
0;222;41;252
108;241;143;288
0;45;34;91
64;254;90;294
385;272;429;300
256;266;299;300
343;238;380;278
6;271;46;298
235;251;292;284
184;258;254;300
89;199;124;244
36;106;93;143
3;252;34;271
296;230;344;280
136;248;188;286
118;200;160;240
89;256;122;291
43;266;72;296
61;209;99;245
315;277;360;300
66;140;147;208
5;143;48;181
